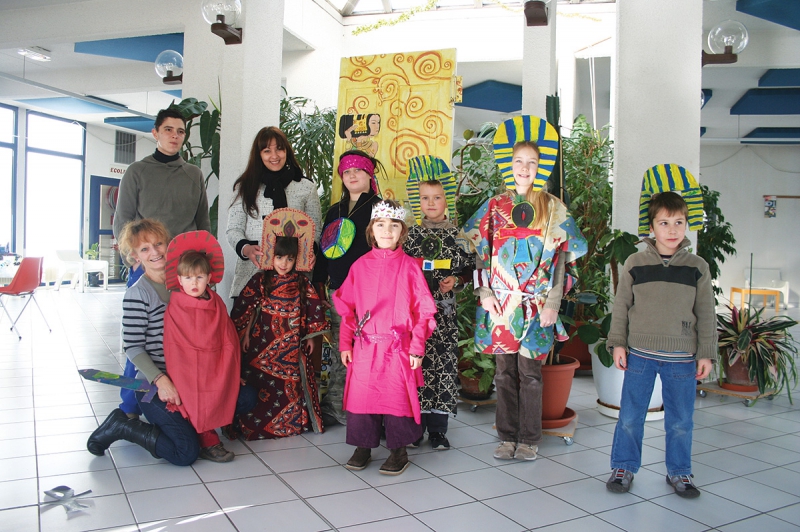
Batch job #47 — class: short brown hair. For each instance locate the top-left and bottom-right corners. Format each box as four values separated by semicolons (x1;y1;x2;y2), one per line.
365;199;408;248
176;251;211;277
648;191;689;227
118;219;170;261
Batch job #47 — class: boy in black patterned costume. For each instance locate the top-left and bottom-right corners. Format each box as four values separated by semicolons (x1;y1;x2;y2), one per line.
403;156;474;450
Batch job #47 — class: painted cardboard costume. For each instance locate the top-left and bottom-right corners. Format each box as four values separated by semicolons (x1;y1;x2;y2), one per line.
163;231;241;433
463;116;588;360
231;209;328;439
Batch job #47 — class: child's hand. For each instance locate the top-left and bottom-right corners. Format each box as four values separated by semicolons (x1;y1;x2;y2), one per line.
241;334;250;351
613;346;627;371
439;276;456;294
303;336;317;356
539;308;558;328
242;244;264;267
481;294;501;316
696;359;712;380
409;355;422;370
341;350;353;367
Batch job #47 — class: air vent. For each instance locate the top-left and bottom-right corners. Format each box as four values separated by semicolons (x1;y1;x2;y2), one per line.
115;130;136;165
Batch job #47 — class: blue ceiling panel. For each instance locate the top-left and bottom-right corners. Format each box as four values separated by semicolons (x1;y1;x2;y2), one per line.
730;88;800;115
759;69;800;87
742;127;800;145
162;90;183;98
700;127;706;137
17;97;120;114
702;89;712;109
104;116;155;133
737;0;800;31
456;80;522;113
74;33;184;63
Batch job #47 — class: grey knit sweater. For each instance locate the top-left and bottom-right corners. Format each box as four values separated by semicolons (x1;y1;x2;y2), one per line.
606;238;718;360
113;154;210;240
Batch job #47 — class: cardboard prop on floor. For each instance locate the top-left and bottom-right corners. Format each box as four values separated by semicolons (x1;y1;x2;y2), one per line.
78;368;157;402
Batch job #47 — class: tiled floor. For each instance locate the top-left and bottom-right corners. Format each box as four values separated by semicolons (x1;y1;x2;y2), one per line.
1;286;799;531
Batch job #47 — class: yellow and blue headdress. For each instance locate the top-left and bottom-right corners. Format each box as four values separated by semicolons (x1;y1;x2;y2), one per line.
493;115;559;192
639;163;704;238
405;155;458;224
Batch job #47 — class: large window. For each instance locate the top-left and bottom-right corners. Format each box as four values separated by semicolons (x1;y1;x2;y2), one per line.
0;105;15;252
25;112;85;259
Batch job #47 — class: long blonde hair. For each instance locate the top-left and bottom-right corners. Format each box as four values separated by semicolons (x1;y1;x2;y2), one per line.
513;141;552;230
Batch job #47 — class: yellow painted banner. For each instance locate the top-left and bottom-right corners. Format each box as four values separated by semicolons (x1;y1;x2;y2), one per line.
333;49;457;205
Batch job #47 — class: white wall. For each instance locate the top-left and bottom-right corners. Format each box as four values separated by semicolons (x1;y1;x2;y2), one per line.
700;145;800;306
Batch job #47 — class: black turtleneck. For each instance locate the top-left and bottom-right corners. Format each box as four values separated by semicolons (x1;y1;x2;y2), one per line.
152;149;180;164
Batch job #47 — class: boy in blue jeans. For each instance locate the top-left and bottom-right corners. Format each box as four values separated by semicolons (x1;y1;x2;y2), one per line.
605;191;716;498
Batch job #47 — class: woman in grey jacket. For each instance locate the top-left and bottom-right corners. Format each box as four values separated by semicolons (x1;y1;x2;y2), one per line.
227;127;322;298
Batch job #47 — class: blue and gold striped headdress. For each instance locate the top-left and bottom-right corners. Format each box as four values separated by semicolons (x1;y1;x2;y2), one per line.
405;155;458;224
493;116;559;192
639;163;704;238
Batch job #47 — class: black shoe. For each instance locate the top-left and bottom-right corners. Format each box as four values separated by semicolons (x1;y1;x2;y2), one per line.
87;408;161;458
429;432;450;450
321;412;340;427
407;435;424;448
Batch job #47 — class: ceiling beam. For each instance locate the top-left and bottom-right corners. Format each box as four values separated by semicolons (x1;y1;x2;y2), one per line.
340;0;360;16
381;0;392;14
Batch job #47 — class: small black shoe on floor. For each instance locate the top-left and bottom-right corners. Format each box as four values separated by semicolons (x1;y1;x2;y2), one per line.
407;435;424;448
321;413;340;427
429;432;450;450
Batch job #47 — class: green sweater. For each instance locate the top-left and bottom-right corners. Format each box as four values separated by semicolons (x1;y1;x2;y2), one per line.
113;154;210;240
606;238;718;360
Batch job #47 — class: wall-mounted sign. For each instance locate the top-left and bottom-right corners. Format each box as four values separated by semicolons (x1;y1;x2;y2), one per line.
109;163;128;177
764;195;776;218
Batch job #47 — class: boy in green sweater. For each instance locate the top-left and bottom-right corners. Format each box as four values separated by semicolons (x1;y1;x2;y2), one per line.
605;191;716;498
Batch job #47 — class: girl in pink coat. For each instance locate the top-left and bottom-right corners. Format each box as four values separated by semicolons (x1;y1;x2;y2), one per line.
333;200;437;475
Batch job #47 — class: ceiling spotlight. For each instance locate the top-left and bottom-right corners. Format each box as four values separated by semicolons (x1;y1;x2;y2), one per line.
524;1;549;27
18;47;51;62
702;20;749;67
155;50;183;85
202;0;243;45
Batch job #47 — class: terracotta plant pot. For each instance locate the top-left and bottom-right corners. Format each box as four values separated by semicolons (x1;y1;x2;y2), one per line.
541;355;579;424
720;349;758;392
557;323;592;371
458;370;494;400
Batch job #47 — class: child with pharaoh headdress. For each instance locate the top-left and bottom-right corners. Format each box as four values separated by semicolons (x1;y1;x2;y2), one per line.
229;209;329;440
402;156;475;450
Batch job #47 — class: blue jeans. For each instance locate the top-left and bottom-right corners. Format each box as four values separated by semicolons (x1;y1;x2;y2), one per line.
610;353;696;477
120;264;145;415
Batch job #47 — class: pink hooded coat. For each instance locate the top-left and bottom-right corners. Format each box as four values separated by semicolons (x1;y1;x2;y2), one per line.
333;246;437;423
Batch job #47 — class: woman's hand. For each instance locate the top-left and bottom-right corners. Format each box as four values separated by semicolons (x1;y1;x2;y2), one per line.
539;308;558;328
439;276;456;294
409;355;422;370
155;374;182;406
242;244;263;267
481;294;501;316
341;350;353;368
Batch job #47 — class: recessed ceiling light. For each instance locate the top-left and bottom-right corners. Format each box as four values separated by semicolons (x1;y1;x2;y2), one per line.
18;46;51;62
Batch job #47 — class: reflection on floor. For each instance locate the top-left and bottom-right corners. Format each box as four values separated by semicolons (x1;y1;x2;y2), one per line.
1;287;799;531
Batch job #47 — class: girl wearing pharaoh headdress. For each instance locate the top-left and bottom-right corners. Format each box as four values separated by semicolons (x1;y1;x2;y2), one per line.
463;116;588;462
229;209;329;440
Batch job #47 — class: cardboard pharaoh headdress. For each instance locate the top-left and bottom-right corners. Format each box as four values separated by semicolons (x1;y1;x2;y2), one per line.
165;231;224;292
493;115;559;193
405;155;458;224
638;163;704;238
259;208;317;272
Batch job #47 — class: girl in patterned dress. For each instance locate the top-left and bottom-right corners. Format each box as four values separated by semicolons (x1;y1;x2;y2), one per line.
230;214;328;440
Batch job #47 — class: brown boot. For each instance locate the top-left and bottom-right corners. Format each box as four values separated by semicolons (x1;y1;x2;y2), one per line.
379;447;410;476
345;447;371;470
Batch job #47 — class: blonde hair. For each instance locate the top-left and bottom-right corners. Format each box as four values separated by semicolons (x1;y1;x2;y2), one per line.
118;219;170;261
513;142;551;229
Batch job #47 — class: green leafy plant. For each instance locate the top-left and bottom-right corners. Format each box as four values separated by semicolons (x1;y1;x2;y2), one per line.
83;243;100;260
279;94;337;218
697;184;737;298
169;96;221;235
717;305;798;402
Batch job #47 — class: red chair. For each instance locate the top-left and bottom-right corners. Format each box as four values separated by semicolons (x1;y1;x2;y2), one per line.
0;257;52;340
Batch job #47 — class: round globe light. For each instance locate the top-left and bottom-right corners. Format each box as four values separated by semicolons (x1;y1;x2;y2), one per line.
154;50;184;78
201;0;241;26
708;20;749;54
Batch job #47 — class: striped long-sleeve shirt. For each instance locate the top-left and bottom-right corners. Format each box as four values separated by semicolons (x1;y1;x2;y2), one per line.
122;275;171;382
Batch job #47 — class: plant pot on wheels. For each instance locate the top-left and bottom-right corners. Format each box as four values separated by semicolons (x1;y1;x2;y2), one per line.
541;355;579;429
590;342;664;420
720;347;758;392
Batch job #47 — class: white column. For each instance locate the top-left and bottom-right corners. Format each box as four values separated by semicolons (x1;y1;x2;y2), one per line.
521;1;557;118
217;0;285;305
612;0;702;237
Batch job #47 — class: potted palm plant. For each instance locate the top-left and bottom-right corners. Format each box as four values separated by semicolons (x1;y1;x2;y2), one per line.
717;304;798;402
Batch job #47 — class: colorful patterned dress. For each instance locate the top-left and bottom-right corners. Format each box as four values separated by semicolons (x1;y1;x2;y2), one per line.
463;191;588;360
404;221;474;414
231;271;328;439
